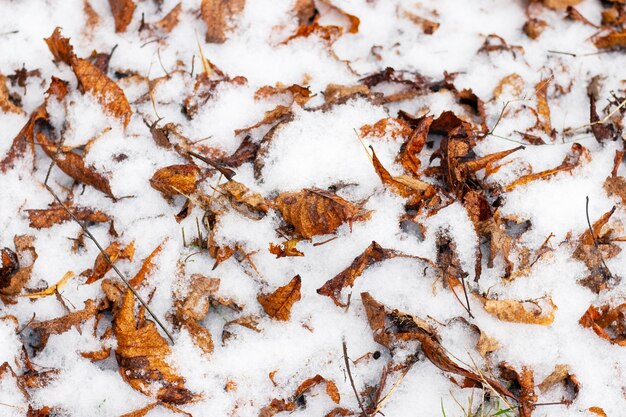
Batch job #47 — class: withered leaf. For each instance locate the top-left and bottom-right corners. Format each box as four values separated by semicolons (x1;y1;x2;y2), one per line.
119;402;193;417
274;189;362;239
150;164;201;198
402;10;439;35
481;296;557;326
579;303;626;346
114;289;195;403
0;247;19;285
498;363;536;417
538;363;580;402
398;115;431;176
128;240;167;288
594;30;626;49
1;235;37;297
0;74;22;114
535;78;552;134
361;292;515;400
31;299;97;349
318;241;428;306
538;0;581;8
259;399;296;417
108;0;136;32
370;146;435;206
257;275;301;321
26;204;110;229
201;0;245;43
80;346;112;362
84;241;135;284
220;180;269;216
156;3;182;33
26;271;74;298
269;239;305;258
359;117;413;141
294;374;340;404
45;28;132;126
476;330;500;357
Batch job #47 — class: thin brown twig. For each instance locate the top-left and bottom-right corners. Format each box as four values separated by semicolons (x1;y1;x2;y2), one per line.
585;196;614;280
342;339;368;417
43;160;175;343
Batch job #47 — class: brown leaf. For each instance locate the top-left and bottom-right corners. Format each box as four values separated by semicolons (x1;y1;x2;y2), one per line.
499;363;536;417
0;74;22;114
156;3;182;33
523;18;547;39
1;235;37;297
31;299;97;349
361;292;516;400
150;164;201;198
84;241;135;284
108;0;136;32
201;0;245;43
269;239;305;258
538;364;580;402
80;347;112;362
579;303;626;346
323;83;370;107
493;73;524;99
398;115;431;176
402;10;439;34
259;399;296;417
220;180;270;216
26;204;110;229
370;146;436;206
360;117;413;141
293;0;315;25
539;0;581;8
318;241;428;306
594;30;626;49
504;143;588;192
275;189;362;238
257;275;301;321
476;330;500;357
589;406;608;417
84;1;100;33
114;289;195;403
481;297;557;325
119;402;193;417
294;375;340;404
45;28;132;126
234;105;293;135
128;240;167;288
176;275;220;321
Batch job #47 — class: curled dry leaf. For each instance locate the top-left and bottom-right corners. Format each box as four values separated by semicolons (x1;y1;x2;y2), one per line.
398;115;431;176
498;362;536;417
114;289;195;403
0;74;22;114
30;299;97;349
318;241;430;307
108;0;136;32
361;292;515;400
274;189;363;239
481;296;557;326
476;330;500;357
360;117;413;141
588;407;608;417
119;401;193;417
174;274;220;355
220;180;270;216
573;206;620;293
26;271;74;298
504;143;588;192
1;235;37;297
156;3;182;33
150;164;201;198
84;241;135;284
128;240;167;288
257;275;301;321
538;363;580;402
579;303;626;346
259;399;296;417
45;28;132;126
402;10;439;34
535;78;552;134
370;146;435;206
80;346;112;362
269;239;305;258
594;30;626;50
604;150;626;205
323;83;370;107
493;73;523;99
201;0;245;43
294;374;340;404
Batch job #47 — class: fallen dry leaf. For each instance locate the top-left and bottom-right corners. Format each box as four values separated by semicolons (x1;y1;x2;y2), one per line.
538;363;580;403
114;289;195;403
25;271;74;298
275;189;363;238
84;241;135;284
499;362;537;417
1;235;37;297
128;240;167;288
257;275;301;321
31;299;97;349
0;74;22;114
481;296;557;325
156;3;182;33
26;204;110;229
201;0;245;43
579;303;626;346
45;28;132;126
269;239;305;258
150;164;201;198
108;0;136;32
294;374;340;404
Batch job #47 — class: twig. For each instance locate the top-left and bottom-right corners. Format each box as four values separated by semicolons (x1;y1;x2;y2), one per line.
547;50;577;57
43;164;175;343
342;339;368;417
585;196;614;280
459;274;474;319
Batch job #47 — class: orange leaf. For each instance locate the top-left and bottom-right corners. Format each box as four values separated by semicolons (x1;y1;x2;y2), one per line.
108;0;136;32
201;0;245;43
257;275;302;321
150;164;201;198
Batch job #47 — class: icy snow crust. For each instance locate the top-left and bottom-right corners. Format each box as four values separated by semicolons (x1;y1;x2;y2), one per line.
0;0;625;416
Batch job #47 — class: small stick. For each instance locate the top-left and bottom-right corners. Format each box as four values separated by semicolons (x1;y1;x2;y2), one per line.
342;340;368;417
43;157;175;343
585;196;614;279
459;274;474;319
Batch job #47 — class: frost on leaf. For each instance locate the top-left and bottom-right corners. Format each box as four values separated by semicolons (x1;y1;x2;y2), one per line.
257;275;301;321
579;303;626;346
480;296;557;326
114;289;195;403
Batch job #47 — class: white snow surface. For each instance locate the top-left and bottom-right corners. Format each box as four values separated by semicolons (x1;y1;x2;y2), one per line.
0;0;625;416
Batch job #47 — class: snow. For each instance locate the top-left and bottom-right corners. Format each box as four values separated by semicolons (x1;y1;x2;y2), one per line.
0;0;625;416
